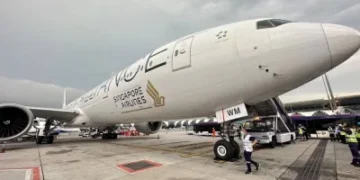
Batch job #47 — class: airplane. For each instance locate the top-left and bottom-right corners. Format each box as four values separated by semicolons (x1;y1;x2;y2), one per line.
1;18;360;160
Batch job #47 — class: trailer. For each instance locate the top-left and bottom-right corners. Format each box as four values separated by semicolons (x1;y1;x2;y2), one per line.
244;116;296;148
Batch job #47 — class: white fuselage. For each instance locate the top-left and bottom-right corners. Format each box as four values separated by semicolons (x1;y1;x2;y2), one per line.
62;18;360;127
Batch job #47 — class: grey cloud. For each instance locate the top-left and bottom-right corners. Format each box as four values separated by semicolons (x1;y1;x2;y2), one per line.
0;76;84;108
0;0;360;103
280;50;360;103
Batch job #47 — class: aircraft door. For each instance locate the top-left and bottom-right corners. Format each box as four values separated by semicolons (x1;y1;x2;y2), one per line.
172;36;194;71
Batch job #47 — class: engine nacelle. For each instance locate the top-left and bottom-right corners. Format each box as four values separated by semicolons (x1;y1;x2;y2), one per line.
0;104;34;142
134;121;162;134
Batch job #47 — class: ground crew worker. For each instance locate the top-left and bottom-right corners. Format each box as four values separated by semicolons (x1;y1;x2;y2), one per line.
301;125;308;141
228;124;236;142
241;126;260;174
340;124;347;144
328;126;335;142
237;125;242;139
236;125;243;160
298;125;304;141
344;125;360;166
335;125;341;142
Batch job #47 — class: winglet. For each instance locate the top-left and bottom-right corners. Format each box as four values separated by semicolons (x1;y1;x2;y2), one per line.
62;88;67;108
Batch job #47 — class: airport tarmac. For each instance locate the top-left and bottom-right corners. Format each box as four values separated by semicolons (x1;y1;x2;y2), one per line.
0;131;359;180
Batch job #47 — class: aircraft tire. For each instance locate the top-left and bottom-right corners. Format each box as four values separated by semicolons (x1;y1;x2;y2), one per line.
36;137;43;144
230;141;240;158
213;139;234;161
46;136;54;144
111;134;117;139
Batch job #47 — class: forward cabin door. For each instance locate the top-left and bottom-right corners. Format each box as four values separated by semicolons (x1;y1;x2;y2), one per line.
172;36;194;71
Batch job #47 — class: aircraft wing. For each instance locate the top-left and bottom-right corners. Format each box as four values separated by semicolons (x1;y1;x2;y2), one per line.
28;107;79;123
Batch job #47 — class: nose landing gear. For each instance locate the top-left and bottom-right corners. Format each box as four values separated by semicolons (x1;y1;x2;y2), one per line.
213;123;241;161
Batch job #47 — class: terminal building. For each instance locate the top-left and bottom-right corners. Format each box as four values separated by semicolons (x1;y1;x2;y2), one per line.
284;94;360;113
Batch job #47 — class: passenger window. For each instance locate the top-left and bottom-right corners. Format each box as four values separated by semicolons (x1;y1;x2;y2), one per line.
256;20;274;30
269;19;291;27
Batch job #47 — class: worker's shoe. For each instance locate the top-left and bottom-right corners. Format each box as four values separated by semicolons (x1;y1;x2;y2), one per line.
256;163;260;171
245;171;252;174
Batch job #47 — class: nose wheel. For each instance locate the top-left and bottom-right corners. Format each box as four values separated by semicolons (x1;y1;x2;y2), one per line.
217;145;227;156
213;122;241;161
213;139;239;161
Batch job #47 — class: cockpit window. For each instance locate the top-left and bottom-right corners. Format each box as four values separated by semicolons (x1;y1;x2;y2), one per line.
256;20;274;30
256;19;291;30
268;19;291;27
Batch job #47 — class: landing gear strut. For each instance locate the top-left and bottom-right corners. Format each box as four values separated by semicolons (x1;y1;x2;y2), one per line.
35;118;60;144
213;122;241;161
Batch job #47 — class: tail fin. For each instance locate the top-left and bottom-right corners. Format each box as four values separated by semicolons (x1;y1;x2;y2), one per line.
62;88;67;108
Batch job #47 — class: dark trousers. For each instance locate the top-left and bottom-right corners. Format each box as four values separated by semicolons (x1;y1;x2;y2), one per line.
303;133;308;141
336;134;341;142
348;143;360;164
340;135;346;144
358;138;360;150
329;134;335;141
244;151;258;172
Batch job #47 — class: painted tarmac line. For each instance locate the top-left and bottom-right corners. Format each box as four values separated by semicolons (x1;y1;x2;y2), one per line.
0;167;41;180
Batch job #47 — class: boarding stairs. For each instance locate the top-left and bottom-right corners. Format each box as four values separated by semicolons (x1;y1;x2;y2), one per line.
249;96;294;132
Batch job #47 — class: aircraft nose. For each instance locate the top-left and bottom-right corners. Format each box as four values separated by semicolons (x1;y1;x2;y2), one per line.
322;23;360;68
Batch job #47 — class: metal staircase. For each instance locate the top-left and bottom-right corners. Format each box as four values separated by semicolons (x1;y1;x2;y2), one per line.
249;96;294;132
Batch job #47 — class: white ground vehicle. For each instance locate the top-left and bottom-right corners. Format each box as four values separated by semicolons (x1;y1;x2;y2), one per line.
244;116;296;148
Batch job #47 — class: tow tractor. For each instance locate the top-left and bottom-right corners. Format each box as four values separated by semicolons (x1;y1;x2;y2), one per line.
243;116;296;148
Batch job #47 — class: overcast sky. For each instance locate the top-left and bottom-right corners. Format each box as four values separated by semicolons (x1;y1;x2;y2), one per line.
0;0;360;107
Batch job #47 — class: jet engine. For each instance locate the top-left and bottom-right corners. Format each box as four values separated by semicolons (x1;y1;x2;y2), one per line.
0;104;34;141
134;121;162;134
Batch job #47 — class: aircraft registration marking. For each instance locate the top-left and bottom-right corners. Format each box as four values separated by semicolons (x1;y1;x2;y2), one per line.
216;103;248;122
